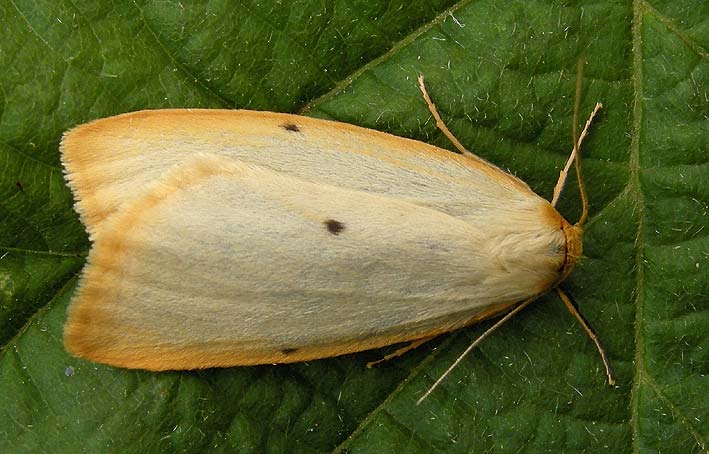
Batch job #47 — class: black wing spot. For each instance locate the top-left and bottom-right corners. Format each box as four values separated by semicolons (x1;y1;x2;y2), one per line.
324;219;345;235
15;181;24;192
281;348;299;355
281;123;300;132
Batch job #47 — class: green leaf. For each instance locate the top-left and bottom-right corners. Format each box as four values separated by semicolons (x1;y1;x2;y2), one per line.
1;1;706;452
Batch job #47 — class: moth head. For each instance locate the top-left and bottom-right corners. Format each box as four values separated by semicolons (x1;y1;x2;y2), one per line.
560;220;583;280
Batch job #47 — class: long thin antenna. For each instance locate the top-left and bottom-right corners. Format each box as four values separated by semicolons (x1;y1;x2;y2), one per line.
556;288;616;385
417;297;536;405
572;59;589;226
551;102;602;209
550;58;601;229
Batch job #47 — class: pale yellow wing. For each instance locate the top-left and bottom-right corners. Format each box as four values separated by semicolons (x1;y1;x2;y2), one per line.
64;155;566;370
60;109;537;238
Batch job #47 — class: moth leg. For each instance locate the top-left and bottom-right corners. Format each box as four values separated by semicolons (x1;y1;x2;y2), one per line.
417;75;474;157
366;336;437;368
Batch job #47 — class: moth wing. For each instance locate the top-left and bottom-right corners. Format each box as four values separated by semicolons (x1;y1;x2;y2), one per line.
65;154;566;370
61;109;539;237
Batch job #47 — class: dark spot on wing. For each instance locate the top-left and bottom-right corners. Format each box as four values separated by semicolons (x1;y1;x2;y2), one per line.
281;123;300;132
15;181;24;192
281;348;299;355
324;219;345;235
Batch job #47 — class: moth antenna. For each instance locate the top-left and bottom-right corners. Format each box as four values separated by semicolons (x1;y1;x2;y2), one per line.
550;59;602;229
556;288;616;386
417;297;536;405
551;102;602;212
417;75;479;159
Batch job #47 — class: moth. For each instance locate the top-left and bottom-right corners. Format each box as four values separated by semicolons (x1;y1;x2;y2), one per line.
61;72;612;399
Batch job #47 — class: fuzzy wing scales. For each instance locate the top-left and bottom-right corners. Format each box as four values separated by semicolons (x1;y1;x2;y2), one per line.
64;155;565;370
61;109;536;237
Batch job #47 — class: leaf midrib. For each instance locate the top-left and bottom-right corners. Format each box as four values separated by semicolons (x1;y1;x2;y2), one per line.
629;1;706;452
629;1;647;453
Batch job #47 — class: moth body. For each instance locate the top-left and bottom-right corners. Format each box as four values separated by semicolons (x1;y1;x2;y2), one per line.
61;109;581;370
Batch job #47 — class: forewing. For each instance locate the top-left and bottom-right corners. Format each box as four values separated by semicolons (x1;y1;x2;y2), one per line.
61;109;537;237
64;155;564;370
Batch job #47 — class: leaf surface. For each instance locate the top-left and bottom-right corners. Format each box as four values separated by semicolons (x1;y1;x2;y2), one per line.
0;1;706;452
